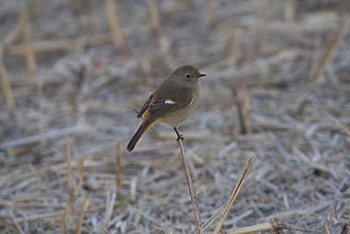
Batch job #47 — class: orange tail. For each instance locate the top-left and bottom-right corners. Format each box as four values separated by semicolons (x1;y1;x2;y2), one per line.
127;122;152;152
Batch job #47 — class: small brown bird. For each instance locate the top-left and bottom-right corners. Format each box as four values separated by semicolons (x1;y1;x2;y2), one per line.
127;65;205;152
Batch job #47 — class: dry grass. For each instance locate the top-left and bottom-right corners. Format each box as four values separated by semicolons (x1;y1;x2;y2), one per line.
1;0;350;233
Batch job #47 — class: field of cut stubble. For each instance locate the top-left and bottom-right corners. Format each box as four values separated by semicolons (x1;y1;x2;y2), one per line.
0;0;350;233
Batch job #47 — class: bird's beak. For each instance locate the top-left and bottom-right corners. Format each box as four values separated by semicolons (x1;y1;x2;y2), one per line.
199;73;206;77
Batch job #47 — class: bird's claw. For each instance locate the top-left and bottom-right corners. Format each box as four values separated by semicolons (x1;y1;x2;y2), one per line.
176;134;184;142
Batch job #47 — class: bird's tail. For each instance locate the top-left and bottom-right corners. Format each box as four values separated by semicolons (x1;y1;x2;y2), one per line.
127;122;153;152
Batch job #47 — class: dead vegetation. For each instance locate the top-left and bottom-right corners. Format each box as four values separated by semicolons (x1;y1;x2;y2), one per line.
0;0;350;233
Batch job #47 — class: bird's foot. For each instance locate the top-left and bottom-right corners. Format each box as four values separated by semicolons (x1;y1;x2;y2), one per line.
173;127;184;142
176;134;184;142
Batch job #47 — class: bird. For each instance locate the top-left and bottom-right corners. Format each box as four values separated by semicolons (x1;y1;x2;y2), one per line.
127;65;206;152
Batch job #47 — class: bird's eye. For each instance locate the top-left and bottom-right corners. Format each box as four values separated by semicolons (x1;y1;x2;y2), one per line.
185;74;191;79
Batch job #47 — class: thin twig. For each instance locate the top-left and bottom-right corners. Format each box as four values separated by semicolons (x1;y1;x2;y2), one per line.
61;211;68;234
77;158;84;193
65;136;75;215
116;141;123;188
233;85;253;135
202;203;225;231
20;9;37;72
28;0;39;22
213;156;255;234
225;222;273;234
309;23;345;87
225;28;242;66
0;54;15;112
105;0;128;55
37;73;47;146
177;139;203;234
206;0;216;28
102;191;116;228
75;197;90;234
149;0;161;39
3;20;22;46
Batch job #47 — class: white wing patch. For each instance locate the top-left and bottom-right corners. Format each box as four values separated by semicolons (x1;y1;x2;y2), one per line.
164;98;193;105
165;99;176;104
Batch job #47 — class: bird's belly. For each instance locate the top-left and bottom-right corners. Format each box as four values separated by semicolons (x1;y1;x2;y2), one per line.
161;99;199;127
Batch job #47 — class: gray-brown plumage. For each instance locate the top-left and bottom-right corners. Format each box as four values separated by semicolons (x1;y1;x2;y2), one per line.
127;65;205;152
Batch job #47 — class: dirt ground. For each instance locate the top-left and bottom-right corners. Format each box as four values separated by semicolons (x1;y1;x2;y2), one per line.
0;0;350;233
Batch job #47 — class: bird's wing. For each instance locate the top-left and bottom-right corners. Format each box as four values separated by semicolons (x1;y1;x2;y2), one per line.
145;88;193;122
137;94;153;118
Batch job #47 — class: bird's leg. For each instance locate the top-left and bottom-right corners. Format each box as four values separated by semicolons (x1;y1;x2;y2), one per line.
173;127;184;141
